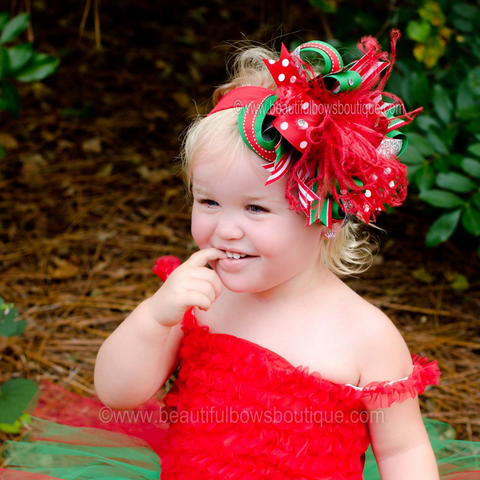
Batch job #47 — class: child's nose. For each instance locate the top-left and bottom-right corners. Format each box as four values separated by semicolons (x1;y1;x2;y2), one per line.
215;214;244;240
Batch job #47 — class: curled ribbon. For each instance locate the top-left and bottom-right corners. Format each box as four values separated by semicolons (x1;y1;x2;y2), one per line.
210;32;422;227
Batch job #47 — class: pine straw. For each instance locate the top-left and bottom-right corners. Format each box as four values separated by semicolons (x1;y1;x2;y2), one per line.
1;139;480;449
0;2;479;452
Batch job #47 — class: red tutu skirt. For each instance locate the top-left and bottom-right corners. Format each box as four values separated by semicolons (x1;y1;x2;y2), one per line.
1;380;479;479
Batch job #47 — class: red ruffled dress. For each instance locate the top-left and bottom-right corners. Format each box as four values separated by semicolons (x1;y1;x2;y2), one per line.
1;258;479;478
1;309;480;479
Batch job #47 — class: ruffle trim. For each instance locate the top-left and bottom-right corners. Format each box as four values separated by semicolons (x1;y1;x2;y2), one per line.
180;309;441;410
350;354;441;409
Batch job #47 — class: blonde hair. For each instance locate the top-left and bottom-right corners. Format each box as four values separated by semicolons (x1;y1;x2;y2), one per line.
181;44;377;277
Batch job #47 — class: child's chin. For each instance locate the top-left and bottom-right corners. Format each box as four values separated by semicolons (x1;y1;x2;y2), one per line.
219;277;258;294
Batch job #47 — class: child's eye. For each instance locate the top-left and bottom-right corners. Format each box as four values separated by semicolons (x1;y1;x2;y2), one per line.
198;199;219;208
248;205;268;214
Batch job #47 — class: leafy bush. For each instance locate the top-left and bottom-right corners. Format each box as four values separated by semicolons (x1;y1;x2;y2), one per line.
0;11;59;157
0;298;38;434
393;1;480;252
309;0;480;253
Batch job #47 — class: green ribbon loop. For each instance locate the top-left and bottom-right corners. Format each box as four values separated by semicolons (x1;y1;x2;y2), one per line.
386;129;408;156
323;70;362;93
383;105;408;156
296;41;344;76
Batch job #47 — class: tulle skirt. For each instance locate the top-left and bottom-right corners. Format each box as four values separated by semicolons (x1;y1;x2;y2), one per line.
1;380;479;479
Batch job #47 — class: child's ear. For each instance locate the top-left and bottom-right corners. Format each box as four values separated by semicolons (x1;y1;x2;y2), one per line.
322;221;342;239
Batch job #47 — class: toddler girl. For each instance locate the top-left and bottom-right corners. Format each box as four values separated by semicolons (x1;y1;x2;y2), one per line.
2;30;480;480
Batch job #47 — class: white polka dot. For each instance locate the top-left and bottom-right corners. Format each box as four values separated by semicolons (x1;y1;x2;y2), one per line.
302;102;309;110
298;119;308;129
290;76;296;83
278;73;285;82
384;167;392;174
372;174;378;180
280;122;289;130
300;141;308;149
364;205;370;212
365;190;372;198
269;60;275;64
282;59;289;67
389;180;395;187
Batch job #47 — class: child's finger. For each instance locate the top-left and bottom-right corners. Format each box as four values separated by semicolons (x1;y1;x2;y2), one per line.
189;268;223;297
186;248;227;268
185;290;215;311
183;279;217;305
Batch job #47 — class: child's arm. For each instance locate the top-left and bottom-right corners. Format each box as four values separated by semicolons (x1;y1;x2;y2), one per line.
94;248;226;410
357;312;440;479
368;398;439;479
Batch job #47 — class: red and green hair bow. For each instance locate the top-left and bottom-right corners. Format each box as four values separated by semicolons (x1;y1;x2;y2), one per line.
209;30;422;228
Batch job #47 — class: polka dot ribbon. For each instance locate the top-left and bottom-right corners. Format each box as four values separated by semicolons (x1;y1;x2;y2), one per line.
209;39;417;227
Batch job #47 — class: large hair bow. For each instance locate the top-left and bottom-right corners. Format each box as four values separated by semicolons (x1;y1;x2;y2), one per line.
210;31;422;227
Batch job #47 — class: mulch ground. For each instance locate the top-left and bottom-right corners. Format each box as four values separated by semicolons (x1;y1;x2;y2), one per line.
0;0;479;453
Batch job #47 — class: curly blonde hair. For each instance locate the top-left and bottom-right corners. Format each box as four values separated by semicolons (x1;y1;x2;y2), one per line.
181;44;377;277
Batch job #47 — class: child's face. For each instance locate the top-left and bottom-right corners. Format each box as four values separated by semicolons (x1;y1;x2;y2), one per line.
191;148;326;296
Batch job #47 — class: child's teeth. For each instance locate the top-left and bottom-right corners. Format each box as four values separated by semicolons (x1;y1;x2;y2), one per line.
226;252;246;259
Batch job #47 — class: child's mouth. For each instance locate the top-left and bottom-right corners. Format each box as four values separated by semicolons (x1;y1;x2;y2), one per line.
225;253;251;259
218;251;257;268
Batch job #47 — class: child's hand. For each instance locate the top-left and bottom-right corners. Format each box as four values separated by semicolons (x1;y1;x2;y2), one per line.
147;248;227;327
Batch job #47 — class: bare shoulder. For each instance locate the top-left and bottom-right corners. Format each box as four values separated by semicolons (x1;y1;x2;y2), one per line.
338;287;414;387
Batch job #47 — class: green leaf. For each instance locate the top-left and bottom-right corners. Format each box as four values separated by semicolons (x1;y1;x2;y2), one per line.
0;298;26;336
0;12;9;31
412;266;435;284
0;13;30;44
7;42;33;73
407;133;435;156
0;47;8;79
457;83;479;119
433;84;453;125
461;158;480;178
456;105;479;121
450;272;469;291
0;379;38;425
415;163;435;191
409;71;431;106
453;3;478;18
433;156;450;173
466;119;480;133
407;20;431;42
453;18;473;32
436;172;477;192
407;164;422;181
426;209;462;247
0;80;20;118
307;0;337;13
15;51;59;82
0;413;31;434
468;143;480;157
467;66;480;97
457;80;476;110
0;142;5;158
473;192;480;210
400;144;424;164
418;0;445;26
419;190;465;208
417;115;441;133
462;206;480;235
426;130;449;155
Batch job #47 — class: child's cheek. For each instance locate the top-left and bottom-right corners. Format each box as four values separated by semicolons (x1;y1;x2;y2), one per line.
191;210;209;249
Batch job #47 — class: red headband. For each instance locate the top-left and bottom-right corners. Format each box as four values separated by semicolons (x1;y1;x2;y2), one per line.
207;32;422;227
